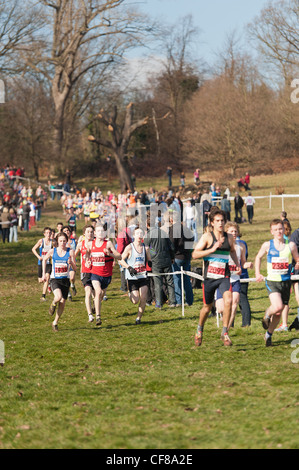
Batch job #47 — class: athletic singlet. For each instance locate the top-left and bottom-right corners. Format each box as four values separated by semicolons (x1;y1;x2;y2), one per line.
90;239;114;277
38;239;52;265
80;239;91;274
125;243;147;280
51;247;71;279
68;215;76;229
204;232;231;280
228;242;241;282
267;239;292;282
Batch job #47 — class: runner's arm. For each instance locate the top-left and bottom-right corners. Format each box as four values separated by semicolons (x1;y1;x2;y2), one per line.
32;239;42;261
192;233;216;260
42;249;53;280
119;245;132;269
255;242;269;282
106;240;122;260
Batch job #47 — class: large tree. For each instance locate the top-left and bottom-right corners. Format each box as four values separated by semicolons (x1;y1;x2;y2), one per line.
22;0;151;170
88;102;149;192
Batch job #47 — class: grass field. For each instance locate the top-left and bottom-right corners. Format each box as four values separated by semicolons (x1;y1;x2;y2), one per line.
0;171;299;450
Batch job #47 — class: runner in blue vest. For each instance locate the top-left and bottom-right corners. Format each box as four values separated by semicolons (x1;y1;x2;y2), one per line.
255;218;299;346
42;232;76;331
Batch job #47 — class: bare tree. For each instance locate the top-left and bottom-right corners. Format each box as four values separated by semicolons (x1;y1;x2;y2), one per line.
88;102;149;192
248;0;299;81
0;0;44;73
22;0;152;170
152;15;201;159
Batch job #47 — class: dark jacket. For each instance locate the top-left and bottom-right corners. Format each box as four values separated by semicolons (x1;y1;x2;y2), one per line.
144;227;174;268
169;222;194;261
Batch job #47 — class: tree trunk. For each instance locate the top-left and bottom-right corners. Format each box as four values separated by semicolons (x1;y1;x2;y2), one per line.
114;150;134;193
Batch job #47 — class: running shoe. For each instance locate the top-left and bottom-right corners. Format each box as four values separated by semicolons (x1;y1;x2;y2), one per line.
96;316;102;326
221;332;232;346
274;324;288;332
103;295;108;301
68;293;72;301
88;314;94;323
194;330;203;347
289;317;299;331
135;318;141;325
155;303;161;309
49;302;56;316
264;332;272;347
52;323;58;332
72;285;77;296
40;296;46;302
262;315;270;330
169;304;176;308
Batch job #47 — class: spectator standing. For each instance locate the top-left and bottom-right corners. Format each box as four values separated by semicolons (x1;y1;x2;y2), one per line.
221;194;231;221
234;192;244;223
9;208;18;242
169;211;194;306
1;207;10;242
166;166;172;188
193;168;200;185
144;221;176;308
244;172;251;190
245;192;255;224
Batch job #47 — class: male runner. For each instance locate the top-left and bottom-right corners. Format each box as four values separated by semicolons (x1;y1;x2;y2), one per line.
255;219;299;346
192;208;241;347
75;225;95;322
32;227;53;301
120;227;152;325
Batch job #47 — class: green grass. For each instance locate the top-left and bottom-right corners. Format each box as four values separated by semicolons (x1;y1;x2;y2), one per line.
0;172;299;449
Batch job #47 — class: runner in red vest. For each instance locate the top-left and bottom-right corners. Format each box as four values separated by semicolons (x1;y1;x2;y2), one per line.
86;224;121;326
75;225;95;323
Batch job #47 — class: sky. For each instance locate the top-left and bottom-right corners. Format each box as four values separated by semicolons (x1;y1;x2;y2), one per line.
125;0;270;84
136;0;269;63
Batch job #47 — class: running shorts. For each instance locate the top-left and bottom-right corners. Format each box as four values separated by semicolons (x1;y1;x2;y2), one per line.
265;280;291;305
90;274;112;290
38;264;52;278
50;278;70;300
203;277;231;305
81;272;93;288
128;278;149;293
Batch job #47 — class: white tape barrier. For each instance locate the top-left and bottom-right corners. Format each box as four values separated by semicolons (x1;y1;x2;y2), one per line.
146;269;299;318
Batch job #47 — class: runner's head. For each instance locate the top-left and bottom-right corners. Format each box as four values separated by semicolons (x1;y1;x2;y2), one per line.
134;227;143;243
43;227;52;238
209;208;226;231
62;226;72;237
56;232;68;247
83;224;94;240
95;223;107;240
283;220;292;238
224;221;240;239
270;219;284;239
56;222;63;233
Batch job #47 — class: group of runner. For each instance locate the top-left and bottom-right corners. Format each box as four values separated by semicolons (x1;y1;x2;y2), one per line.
31;205;299;346
193;208;299;347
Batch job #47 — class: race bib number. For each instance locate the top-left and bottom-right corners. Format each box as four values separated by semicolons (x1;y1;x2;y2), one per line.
134;262;147;278
207;261;226;279
55;262;68;277
92;253;105;267
229;262;237;272
271;257;289;275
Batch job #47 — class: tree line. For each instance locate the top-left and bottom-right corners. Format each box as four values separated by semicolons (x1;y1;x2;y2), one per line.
0;0;298;191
